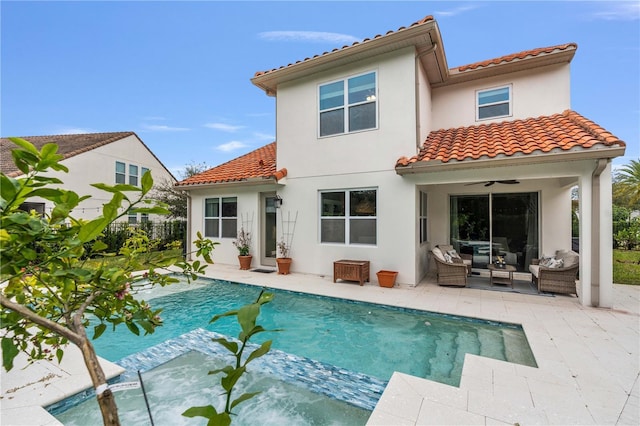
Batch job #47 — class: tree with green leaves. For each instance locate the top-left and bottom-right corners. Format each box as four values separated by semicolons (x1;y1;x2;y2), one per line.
0;138;217;426
613;158;640;211
149;161;209;219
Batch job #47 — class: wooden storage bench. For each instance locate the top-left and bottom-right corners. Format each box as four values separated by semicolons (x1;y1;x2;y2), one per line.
333;260;370;286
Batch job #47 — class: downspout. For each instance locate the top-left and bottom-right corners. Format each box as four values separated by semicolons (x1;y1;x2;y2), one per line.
414;43;438;151
414;43;438;284
185;191;192;261
590;159;607;306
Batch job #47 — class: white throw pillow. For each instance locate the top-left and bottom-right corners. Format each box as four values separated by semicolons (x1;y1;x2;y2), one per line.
548;258;564;269
447;250;461;260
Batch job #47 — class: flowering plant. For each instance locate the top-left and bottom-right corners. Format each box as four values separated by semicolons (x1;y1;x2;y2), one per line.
233;228;252;256
277;239;290;258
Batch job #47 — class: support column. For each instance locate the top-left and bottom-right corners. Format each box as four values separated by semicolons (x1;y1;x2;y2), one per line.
578;173;592;306
597;161;614;308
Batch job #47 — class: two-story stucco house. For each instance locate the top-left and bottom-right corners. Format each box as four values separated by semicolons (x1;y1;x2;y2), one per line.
0;132;176;223
177;16;625;308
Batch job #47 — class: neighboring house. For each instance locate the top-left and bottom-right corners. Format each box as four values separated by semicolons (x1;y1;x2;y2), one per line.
1;132;176;223
177;16;625;308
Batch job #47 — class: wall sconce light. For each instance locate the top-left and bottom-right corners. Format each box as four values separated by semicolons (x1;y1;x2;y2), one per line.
274;195;283;208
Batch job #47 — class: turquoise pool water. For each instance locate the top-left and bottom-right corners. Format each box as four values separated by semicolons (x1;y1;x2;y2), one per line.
92;276;536;386
54;350;372;426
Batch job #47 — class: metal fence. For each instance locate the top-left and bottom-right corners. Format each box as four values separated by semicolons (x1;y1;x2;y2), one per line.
100;220;187;253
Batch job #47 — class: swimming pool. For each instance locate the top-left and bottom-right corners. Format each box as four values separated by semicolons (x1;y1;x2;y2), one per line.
91;276;536;386
51;276;537;424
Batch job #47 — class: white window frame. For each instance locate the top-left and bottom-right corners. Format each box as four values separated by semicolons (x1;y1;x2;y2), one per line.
319;188;377;246
419;191;428;244
115;161;126;184
204;197;238;239
129;165;139;186
476;84;512;121
318;71;378;138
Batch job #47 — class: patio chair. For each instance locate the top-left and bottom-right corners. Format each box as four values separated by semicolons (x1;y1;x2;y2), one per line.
437;244;472;276
432;246;468;287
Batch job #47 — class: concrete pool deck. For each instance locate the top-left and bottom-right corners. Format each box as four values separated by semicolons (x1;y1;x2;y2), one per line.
1;263;639;425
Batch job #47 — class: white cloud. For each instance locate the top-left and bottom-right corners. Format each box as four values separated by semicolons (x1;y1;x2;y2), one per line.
141;124;190;132
216;141;248;152
54;126;96;135
204;122;245;132
258;31;359;44
591;2;640;21
253;131;275;141
434;4;479;17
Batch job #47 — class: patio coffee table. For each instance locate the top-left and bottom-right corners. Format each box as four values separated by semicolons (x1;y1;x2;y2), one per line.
487;264;516;288
333;260;370;286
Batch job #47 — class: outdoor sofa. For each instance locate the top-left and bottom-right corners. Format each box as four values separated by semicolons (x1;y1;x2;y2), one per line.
529;249;579;295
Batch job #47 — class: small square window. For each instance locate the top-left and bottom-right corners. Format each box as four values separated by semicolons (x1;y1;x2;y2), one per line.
477;86;511;120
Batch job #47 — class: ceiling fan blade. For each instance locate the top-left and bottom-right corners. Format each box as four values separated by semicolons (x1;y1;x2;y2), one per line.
498;180;520;184
484;181;495;187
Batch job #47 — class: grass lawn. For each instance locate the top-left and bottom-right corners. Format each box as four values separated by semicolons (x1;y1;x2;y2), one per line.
613;249;640;285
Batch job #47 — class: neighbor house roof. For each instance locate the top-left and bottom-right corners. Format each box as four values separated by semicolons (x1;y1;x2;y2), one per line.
176;142;287;188
396;110;626;173
0;132;174;179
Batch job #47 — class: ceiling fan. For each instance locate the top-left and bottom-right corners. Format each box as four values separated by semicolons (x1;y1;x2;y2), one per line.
466;180;520;187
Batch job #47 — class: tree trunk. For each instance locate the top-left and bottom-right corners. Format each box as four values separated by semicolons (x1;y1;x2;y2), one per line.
74;320;121;426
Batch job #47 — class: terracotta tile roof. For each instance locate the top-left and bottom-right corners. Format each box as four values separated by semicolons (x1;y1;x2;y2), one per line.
1;132;136;177
456;43;577;72
253;15;435;78
396;110;625;167
176;142;286;187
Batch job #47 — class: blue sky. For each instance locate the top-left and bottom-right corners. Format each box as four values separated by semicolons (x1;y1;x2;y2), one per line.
2;1;638;177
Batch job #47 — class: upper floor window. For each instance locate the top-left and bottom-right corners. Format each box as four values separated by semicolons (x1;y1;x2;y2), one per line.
477;85;511;120
319;71;377;137
320;188;377;245
204;197;237;238
115;161;126;184
129;165;139;186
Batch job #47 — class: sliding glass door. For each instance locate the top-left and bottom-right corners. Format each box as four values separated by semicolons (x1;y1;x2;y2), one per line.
450;193;538;272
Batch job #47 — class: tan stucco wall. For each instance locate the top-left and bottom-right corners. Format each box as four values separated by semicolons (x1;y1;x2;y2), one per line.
431;63;571;130
275;47;418;178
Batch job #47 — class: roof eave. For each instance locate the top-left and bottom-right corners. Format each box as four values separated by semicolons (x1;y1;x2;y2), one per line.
176;176;283;191
434;48;577;88
395;146;626;175
251;20;441;95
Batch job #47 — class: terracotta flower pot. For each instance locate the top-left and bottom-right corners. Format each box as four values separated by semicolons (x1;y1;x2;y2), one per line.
276;257;292;275
376;270;398;288
238;255;252;270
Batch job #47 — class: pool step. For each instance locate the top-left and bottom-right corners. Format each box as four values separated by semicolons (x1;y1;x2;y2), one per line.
477;328;506;359
502;328;536;366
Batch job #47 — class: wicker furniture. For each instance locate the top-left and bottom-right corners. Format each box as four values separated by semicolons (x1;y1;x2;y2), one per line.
529;250;579;295
438;244;472;276
431;247;468;287
488;264;516;288
333;260;370;286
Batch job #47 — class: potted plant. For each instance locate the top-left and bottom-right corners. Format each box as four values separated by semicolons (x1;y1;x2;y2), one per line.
276;239;292;275
376;270;398;288
233;227;252;270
